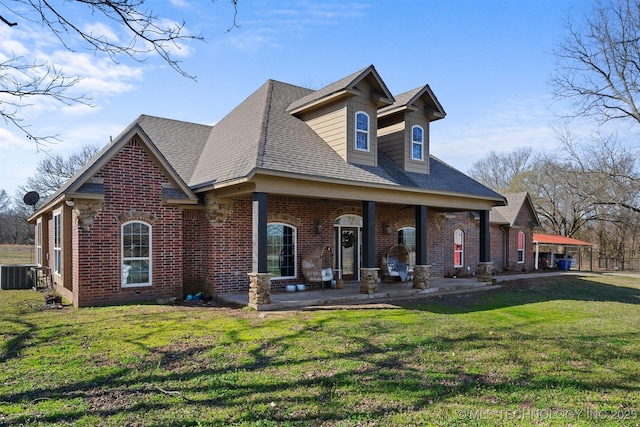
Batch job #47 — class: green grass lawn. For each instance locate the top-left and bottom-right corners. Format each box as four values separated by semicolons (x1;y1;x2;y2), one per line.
1;274;639;426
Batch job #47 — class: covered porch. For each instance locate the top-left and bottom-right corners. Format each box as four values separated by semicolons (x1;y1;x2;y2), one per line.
245;194;497;309
221;271;570;311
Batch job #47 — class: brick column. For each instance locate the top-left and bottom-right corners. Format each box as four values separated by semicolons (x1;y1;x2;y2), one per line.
412;265;430;289
476;262;494;282
359;268;379;294
247;272;271;308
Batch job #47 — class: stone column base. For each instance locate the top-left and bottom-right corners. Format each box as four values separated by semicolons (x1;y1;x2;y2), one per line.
476;262;494;282
247;272;271;307
412;265;430;289
359;268;379;294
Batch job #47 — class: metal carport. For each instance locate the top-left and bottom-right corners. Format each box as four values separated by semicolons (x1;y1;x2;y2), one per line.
533;233;594;271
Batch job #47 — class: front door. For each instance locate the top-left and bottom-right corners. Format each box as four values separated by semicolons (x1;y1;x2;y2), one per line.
337;227;359;281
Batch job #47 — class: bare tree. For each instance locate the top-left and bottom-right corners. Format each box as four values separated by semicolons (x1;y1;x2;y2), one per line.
467;147;535;193
18;144;100;200
551;0;640;124
1;1;237;146
522;154;604;237
559;130;640;213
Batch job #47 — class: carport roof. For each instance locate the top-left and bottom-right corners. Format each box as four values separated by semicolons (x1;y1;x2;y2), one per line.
533;233;594;246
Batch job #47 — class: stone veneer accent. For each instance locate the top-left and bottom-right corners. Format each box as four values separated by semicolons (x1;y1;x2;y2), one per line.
359;268;379;294
248;272;271;307
412;265;430;289
476;261;494;282
204;194;233;226
116;209;157;224
74;200;105;231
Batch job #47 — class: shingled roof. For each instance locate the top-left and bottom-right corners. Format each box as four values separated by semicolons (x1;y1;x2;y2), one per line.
378;85;446;120
286;65;395;114
181;78;502;201
490;192;540;226
33;66;507;216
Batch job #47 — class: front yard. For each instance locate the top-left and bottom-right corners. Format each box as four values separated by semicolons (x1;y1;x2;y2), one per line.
1;274;639;426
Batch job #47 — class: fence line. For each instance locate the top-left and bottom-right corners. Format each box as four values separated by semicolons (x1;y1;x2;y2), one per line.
597;257;640;271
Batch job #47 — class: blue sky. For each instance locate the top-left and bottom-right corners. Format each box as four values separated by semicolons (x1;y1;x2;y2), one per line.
0;0;597;198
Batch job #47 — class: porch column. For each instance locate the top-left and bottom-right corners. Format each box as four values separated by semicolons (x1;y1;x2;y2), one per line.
248;192;271;306
360;201;379;294
413;205;430;289
361;200;375;268
477;210;493;282
415;205;427;265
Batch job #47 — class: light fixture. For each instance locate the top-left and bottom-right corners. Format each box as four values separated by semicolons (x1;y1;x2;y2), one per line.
65;200;75;207
381;221;392;235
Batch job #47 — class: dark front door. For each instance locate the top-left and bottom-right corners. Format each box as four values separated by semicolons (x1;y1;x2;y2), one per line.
337;227;359;281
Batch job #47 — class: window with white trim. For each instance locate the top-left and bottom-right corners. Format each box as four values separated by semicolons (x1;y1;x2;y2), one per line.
267;223;297;279
517;231;525;263
454;229;464;268
355;111;370;151
53;209;62;275
122;221;152;287
412;125;424;160
398;226;416;268
36;219;43;266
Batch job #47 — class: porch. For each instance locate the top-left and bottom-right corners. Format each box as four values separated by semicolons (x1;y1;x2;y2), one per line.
218;271;570;311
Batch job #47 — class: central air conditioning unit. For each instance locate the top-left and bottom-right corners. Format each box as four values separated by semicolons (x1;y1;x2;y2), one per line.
0;265;35;290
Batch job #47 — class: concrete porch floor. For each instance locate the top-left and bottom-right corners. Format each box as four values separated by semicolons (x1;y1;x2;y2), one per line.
219;271;573;311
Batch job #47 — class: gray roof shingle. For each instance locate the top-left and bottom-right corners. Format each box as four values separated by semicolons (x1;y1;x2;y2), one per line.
152;78;502;201
490;192;538;225
37;67;505;212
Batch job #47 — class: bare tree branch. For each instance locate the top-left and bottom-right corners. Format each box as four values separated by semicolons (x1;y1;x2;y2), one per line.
0;1;238;146
0;13;17;26
551;0;640;125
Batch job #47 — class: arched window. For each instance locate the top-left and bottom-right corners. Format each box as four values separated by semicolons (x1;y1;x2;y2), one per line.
412;125;424;160
517;231;525;263
355;111;370;151
454;229;464;267
267;223;297;279
122;221;152;287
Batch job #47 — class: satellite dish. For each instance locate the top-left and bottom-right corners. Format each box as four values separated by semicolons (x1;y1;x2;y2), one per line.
23;191;40;206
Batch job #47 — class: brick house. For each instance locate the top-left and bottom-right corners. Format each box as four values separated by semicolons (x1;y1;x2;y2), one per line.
489;192;541;273
29;65;507;307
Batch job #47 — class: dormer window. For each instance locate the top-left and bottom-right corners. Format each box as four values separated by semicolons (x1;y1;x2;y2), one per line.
355;111;370;151
412;125;424;161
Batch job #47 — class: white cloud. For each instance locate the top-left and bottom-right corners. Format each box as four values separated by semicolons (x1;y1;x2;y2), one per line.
47;50;143;96
431;95;560;172
217;1;370;53
169;0;192;9
81;22;121;45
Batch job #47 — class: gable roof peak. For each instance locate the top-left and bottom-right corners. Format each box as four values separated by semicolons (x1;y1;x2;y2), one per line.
287;64;395;114
491;191;540;227
379;84;446;120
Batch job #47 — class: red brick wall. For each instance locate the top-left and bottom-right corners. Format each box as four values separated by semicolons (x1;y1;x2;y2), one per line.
182;197;419;294
427;212;481;277
491;206;538;273
183;198;493;294
74;138;184;307
490;224;506;272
